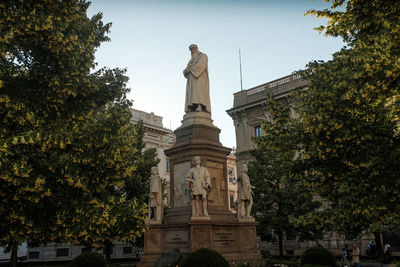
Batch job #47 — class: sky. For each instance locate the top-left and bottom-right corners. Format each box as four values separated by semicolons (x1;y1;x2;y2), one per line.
87;0;345;149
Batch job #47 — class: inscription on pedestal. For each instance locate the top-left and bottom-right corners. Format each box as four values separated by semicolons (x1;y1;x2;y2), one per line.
213;230;235;248
165;230;189;249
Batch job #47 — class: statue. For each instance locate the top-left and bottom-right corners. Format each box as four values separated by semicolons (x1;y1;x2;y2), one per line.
185;156;211;217
153;248;182;267
148;167;163;223
238;164;254;220
183;44;211;113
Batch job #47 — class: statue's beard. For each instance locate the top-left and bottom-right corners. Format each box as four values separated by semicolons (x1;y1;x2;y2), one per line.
191;50;200;59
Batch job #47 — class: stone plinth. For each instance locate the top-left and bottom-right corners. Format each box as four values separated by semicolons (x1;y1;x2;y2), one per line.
138;111;261;266
139;220;260;267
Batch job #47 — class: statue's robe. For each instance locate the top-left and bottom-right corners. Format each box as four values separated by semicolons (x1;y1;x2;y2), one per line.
150;174;162;207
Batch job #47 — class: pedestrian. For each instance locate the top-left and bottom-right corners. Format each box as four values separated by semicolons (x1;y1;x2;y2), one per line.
351;243;360;267
366;241;372;257
384;243;392;264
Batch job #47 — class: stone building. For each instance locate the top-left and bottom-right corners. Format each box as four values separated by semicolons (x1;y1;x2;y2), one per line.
226;73;306;171
131;109;176;203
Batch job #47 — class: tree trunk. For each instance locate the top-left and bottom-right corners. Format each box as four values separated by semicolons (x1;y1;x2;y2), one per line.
375;231;384;263
278;231;284;257
10;245;18;267
105;240;112;267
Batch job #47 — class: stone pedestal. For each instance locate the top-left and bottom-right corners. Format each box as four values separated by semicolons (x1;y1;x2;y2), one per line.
138;112;261;266
139;220;260;266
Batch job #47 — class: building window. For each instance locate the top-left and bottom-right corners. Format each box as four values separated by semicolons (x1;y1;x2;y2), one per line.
29;251;40;259
166;158;170;172
123;246;133;254
230;195;234;209
228;168;234;183
255;125;262;137
56;248;69;257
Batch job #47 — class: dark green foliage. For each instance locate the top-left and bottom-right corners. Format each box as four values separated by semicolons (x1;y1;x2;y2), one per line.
70;252;106;267
300;246;337;267
179;248;229;267
250;91;321;257
0;0;155;262
296;0;400;235
123;121;159;204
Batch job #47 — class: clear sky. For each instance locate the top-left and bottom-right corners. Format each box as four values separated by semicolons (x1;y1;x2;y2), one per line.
87;0;344;149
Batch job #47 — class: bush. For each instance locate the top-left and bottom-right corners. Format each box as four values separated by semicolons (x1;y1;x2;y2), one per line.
179;248;229;267
300;246;337;267
70;251;106;267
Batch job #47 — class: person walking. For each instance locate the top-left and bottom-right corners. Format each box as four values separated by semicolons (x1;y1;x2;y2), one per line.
351;243;360;267
384;243;392;264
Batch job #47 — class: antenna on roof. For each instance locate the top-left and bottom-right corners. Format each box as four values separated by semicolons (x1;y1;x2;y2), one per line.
239;49;243;91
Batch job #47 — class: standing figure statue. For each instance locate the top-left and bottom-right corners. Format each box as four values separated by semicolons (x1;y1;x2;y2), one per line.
185;156;211;217
238;164;254;220
183;44;211;113
148;166;163;223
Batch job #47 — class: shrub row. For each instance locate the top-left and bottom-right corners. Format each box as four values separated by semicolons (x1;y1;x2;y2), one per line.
69;245;337;267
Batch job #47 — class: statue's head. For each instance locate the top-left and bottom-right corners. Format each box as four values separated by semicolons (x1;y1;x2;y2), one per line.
241;164;248;173
189;44;200;57
151;166;159;175
191;156;201;166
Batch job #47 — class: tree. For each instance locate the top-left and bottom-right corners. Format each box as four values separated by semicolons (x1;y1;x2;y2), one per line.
249;92;321;257
296;0;400;249
0;1;156;265
124;121;159;203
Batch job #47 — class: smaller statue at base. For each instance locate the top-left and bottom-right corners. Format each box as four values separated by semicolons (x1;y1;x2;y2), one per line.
185;156;211;219
148;167;163;224
238;164;254;221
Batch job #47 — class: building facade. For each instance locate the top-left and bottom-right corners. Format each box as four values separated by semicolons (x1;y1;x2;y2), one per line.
226;73;307;171
131;109;176;204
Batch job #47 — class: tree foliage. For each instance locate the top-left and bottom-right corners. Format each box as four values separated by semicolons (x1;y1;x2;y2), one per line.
296;0;400;234
249;92;321;256
0;0;156;254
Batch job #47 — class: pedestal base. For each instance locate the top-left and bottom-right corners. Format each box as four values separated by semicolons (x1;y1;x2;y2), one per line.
238;216;255;222
146;219;162;225
138;221;261;267
191;216;211;221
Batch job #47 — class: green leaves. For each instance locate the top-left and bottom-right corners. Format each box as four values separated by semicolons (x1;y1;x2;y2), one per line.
0;0;155;252
249;91;321;255
296;0;400;235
